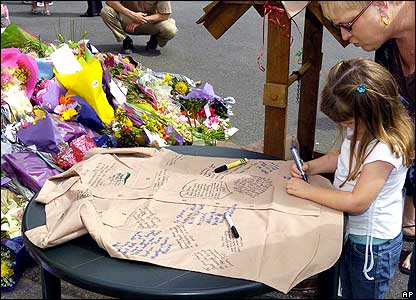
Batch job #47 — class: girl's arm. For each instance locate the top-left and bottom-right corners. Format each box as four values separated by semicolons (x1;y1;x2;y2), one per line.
287;160;394;214
291;150;340;179
307;150;340;175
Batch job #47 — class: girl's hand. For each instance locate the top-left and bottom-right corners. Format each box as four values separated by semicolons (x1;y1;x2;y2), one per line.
290;161;309;179
286;177;311;199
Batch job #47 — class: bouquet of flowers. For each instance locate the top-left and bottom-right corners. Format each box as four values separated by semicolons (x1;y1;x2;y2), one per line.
1;244;16;291
1;23;52;58
1;48;38;121
1;188;29;292
1;189;27;240
105;107;144;147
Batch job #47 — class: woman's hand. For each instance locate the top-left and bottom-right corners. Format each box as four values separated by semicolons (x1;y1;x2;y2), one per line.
290;161;309;179
286;177;311;199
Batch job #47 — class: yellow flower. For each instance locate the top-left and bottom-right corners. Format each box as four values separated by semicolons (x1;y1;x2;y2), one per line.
1;261;14;277
174;81;188;94
114;131;121;139
61;108;78;121
164;73;171;83
13;67;30;84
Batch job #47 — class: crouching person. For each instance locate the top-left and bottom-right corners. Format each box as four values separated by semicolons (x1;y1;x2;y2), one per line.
101;1;177;54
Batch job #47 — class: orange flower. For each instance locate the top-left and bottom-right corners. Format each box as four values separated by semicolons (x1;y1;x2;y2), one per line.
59;95;75;105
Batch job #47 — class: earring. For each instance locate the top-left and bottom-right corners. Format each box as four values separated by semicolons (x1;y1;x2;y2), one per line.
381;15;391;26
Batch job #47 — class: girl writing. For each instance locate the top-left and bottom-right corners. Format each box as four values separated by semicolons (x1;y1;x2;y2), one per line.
286;58;414;299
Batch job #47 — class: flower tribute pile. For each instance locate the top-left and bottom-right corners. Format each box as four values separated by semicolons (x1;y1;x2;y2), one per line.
0;21;238;291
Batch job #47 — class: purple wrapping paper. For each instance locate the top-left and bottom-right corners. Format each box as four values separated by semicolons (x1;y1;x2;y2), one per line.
39;79;67;113
49;114;98;143
17;112;98;154
17;113;64;154
181;83;222;101
2;152;60;192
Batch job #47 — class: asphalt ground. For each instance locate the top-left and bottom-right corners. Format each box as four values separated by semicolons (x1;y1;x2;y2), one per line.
1;1;413;299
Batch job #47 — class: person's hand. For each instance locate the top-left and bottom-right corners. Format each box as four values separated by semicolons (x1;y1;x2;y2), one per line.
126;23;140;33
131;11;148;25
286;177;311;199
290;161;309;179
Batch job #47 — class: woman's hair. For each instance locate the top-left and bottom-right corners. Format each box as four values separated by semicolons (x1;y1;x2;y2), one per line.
319;1;371;22
320;58;414;187
319;1;404;23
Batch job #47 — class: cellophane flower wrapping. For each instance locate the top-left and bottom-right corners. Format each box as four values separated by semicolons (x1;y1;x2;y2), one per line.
1;237;35;292
2;151;61;192
54;56;115;125
54;135;96;170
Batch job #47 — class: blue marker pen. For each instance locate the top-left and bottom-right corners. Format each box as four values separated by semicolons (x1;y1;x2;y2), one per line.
290;145;308;182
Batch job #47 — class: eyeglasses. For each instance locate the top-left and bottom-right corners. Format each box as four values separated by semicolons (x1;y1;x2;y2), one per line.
333;1;373;32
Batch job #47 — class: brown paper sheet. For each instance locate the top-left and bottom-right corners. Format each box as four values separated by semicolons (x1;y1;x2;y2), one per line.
25;147;343;293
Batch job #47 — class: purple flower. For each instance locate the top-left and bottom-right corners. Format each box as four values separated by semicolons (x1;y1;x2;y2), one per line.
166;124;184;145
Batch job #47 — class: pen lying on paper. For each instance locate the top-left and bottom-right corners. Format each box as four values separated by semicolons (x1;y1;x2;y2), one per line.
224;213;240;239
214;158;248;173
290;145;308;182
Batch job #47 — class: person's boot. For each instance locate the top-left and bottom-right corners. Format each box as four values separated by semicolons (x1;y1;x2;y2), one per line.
121;36;134;54
145;35;158;52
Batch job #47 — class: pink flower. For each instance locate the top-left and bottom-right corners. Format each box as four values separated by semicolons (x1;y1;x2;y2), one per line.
1;48;38;98
54;104;67;114
103;55;115;68
1;70;13;86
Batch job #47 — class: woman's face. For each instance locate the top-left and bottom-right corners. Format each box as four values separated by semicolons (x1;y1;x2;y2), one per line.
329;4;389;51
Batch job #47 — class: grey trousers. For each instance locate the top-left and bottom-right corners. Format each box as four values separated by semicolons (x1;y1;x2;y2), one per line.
100;5;177;47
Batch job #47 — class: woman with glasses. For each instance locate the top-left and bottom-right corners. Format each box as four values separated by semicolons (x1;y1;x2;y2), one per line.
319;1;415;298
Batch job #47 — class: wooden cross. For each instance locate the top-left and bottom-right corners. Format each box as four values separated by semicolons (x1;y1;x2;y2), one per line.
197;1;348;160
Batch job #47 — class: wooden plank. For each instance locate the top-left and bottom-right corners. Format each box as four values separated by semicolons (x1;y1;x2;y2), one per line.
200;3;251;39
308;1;349;48
253;4;265;17
196;1;221;24
263;6;290;159
204;1;220;13
288;62;311;86
263;83;287;108
296;6;323;161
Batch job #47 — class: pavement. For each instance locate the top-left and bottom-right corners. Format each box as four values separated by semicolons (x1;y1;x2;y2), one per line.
1;1;413;299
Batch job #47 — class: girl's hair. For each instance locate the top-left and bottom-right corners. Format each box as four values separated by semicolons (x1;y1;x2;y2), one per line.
320;58;414;187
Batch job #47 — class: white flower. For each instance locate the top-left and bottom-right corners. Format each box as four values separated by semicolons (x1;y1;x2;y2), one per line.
2;84;33;121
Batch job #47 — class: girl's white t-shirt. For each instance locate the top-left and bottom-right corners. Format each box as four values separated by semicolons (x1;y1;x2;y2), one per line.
333;132;408;239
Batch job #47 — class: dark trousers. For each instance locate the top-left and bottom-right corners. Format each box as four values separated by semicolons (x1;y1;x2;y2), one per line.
86;0;102;15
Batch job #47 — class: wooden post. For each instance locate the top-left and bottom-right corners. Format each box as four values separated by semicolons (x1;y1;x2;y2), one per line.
297;5;323;161
263;8;291;159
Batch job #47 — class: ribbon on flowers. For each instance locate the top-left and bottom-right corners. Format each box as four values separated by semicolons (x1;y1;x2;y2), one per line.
257;1;291;72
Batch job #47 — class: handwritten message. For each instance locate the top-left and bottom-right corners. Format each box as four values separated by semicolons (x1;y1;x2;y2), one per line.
192;249;234;271
174;204;237;225
180;180;231;199
233;175;272;198
152;169;169;189
166;154;184;166
128;207;161;229
87;161;133;187
169;224;198;249
221;230;243;253
113;229;172;259
200;165;226;180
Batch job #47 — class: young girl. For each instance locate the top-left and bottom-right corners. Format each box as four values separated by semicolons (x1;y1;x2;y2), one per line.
286;58;414;299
